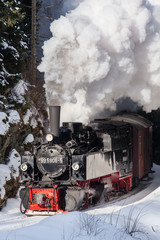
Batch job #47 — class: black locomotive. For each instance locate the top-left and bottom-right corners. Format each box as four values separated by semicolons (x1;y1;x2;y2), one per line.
20;106;153;215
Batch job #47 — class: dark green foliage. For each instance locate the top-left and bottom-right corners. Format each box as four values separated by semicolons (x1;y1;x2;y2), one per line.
0;0;32;94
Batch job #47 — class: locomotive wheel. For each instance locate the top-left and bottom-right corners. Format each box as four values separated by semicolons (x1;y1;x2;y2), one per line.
65;193;77;212
90;182;104;205
133;177;139;188
19;188;29;212
64;189;85;211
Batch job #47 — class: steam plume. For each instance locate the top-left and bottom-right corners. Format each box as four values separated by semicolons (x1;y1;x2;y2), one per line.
38;0;160;123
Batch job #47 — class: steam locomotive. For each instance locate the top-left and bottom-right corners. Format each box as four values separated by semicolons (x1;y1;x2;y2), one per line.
20;106;153;215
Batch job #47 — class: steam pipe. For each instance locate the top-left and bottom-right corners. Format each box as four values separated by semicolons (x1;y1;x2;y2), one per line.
48;106;61;137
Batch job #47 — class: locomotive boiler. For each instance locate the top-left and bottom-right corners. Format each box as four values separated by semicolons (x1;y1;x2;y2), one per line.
20;106;153;215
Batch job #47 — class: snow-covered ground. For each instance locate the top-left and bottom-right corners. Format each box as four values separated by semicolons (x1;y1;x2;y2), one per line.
0;164;160;240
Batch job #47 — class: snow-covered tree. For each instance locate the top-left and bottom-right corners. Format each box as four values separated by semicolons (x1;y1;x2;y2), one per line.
0;0;47;206
0;0;31;94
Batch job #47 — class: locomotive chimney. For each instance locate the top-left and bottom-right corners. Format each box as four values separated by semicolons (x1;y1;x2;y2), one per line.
49;106;61;137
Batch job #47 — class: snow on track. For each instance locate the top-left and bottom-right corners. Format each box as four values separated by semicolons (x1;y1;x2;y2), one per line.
0;198;47;232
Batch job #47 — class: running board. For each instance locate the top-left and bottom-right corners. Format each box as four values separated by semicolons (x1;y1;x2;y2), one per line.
25;210;68;216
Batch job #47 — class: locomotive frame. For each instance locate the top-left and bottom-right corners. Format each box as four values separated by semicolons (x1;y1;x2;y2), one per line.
20;106;153;215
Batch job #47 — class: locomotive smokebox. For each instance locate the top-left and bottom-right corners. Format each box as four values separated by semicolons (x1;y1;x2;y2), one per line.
49;106;61;136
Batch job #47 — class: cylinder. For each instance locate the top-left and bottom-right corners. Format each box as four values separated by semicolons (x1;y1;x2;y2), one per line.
49;106;61;137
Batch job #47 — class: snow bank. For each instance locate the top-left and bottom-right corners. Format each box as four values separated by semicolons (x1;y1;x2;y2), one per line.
23;134;34;144
0;112;9;135
0;211;133;240
23;107;38;128
8;110;20;124
0;110;20;135
0;149;20;199
11;80;28;104
7;149;21;178
0;165;11;199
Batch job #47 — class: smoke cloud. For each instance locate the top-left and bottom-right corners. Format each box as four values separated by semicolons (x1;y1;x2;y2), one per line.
38;0;160;123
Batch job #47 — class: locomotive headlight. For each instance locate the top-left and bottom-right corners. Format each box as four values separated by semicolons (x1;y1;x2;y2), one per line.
20;162;28;172
46;133;53;142
72;162;80;171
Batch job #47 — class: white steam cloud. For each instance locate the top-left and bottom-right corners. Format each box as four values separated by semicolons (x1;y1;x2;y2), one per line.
38;0;160;123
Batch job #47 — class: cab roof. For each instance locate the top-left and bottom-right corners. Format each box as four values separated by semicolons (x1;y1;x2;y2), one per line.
93;113;152;129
